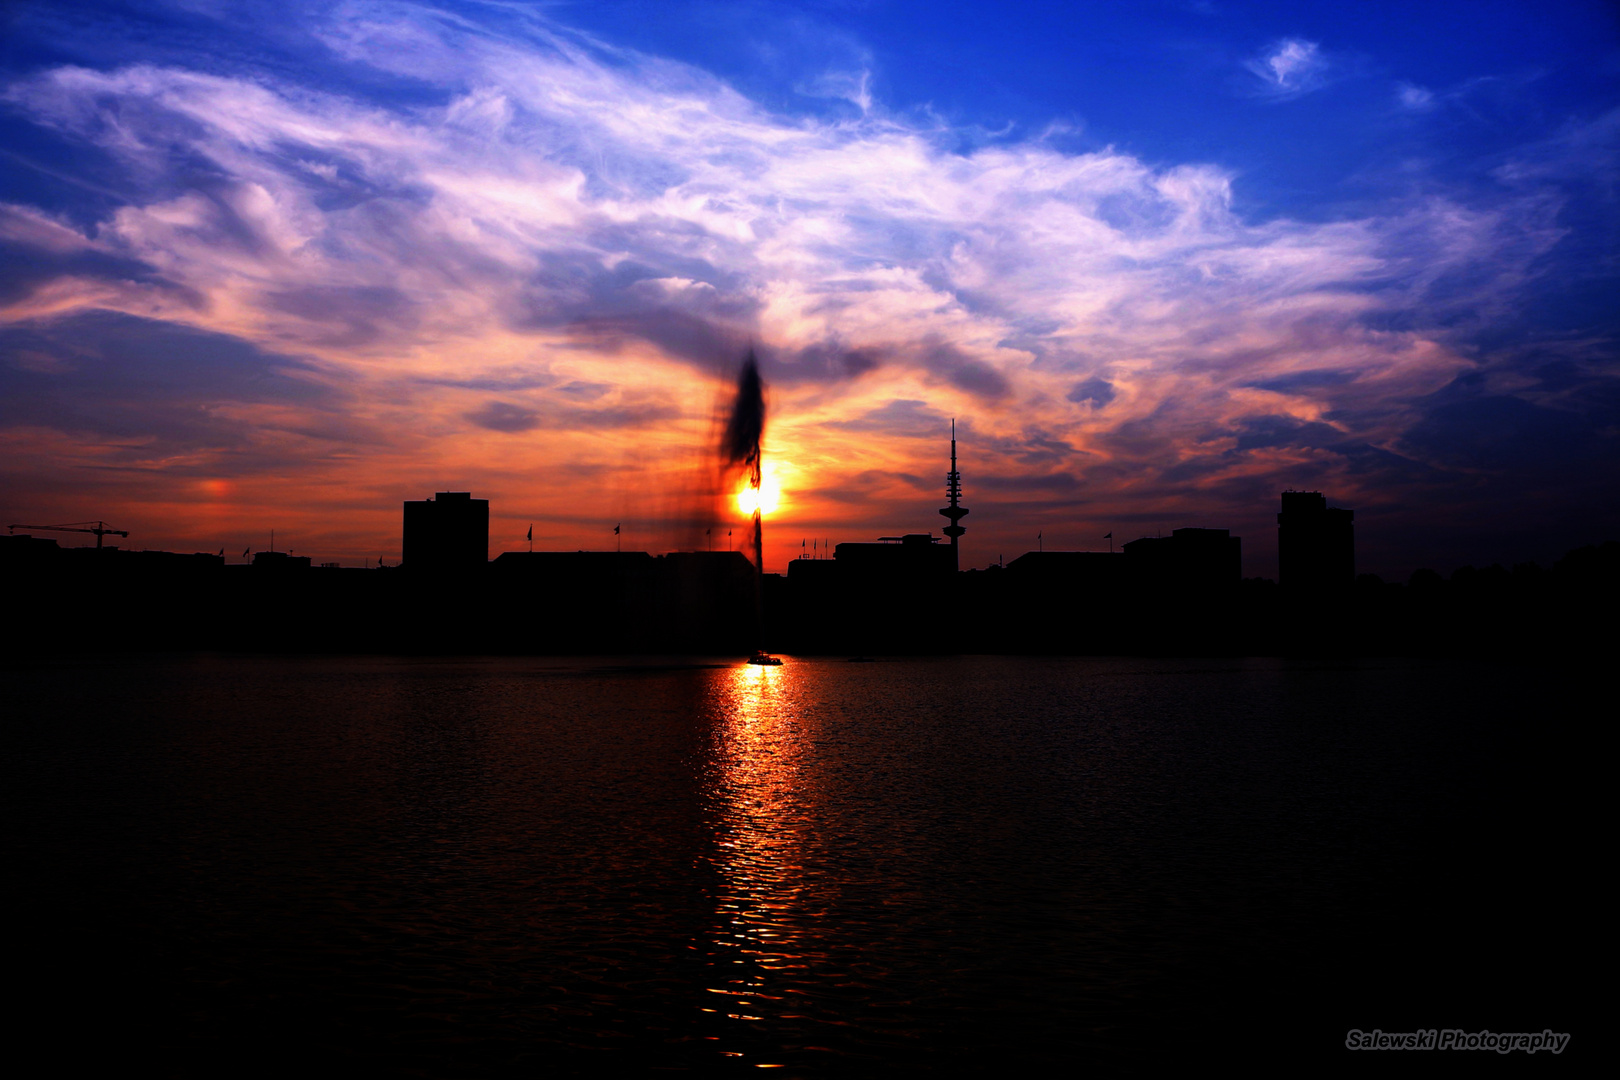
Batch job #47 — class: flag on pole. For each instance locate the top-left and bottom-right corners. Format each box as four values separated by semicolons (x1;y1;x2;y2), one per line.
526;525;532;542
1104;532;1112;539
613;524;620;535
242;547;250;558
218;548;224;557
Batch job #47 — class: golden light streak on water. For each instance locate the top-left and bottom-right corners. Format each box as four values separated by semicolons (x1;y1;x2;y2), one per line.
699;660;816;1068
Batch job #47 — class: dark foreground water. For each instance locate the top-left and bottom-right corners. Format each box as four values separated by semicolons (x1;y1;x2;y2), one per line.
4;655;1593;1073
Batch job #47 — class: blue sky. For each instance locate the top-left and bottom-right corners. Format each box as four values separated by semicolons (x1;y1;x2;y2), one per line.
1;0;1616;573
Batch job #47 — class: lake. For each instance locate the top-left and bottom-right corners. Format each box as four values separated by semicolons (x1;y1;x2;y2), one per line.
4;654;1590;1072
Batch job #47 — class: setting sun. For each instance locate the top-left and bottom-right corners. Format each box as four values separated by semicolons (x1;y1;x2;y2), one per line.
736;472;782;517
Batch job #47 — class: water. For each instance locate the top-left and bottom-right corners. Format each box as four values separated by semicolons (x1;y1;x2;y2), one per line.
4;655;1590;1072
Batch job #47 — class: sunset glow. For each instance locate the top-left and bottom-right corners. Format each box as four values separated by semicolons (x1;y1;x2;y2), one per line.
736;469;783;519
1;1;1615;575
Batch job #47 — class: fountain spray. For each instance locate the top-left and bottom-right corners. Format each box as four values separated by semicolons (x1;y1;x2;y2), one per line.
721;351;780;664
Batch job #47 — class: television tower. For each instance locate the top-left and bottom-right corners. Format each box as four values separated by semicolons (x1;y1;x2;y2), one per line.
939;420;968;571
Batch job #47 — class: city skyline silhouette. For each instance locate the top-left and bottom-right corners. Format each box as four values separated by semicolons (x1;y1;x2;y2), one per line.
6;438;1616;658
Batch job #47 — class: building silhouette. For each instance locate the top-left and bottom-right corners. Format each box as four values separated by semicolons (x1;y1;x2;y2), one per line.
778;533;957;653
939;421;968;570
833;533;956;577
485;549;756;653
1122;528;1241;593
1277;491;1353;592
252;550;312;571
991;551;1126;653
40;450;1603;660
403;492;489;573
6;492;1616;657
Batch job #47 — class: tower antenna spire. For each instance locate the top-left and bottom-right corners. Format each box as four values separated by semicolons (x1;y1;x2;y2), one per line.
940;419;968;571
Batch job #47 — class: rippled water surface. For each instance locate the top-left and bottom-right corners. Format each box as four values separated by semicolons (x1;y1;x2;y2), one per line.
6;654;1589;1072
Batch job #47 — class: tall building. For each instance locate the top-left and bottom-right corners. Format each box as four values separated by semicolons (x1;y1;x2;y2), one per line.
1277;491;1354;592
403;492;489;572
939;421;968;571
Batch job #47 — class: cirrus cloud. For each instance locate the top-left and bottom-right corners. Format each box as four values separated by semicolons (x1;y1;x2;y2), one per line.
1245;38;1332;98
0;2;1612;570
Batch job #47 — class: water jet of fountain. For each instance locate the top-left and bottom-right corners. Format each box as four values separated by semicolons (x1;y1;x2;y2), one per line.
721;351;780;664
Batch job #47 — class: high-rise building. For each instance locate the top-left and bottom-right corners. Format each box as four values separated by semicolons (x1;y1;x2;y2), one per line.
1277;491;1353;591
403;492;489;572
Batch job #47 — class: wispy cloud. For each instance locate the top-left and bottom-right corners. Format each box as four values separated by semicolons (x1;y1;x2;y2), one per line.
0;3;1610;566
1246;38;1330;98
798;66;873;113
1396;82;1437;111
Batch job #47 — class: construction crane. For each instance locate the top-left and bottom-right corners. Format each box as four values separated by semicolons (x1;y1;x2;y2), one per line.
7;520;129;549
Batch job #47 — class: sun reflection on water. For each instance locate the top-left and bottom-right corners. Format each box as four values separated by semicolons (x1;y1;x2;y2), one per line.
698;660;823;1064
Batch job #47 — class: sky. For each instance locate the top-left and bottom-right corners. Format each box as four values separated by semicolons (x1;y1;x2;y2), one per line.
1;0;1617;577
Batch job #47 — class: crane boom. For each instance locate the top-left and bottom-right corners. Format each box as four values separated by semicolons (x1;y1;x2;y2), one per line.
8;520;130;549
